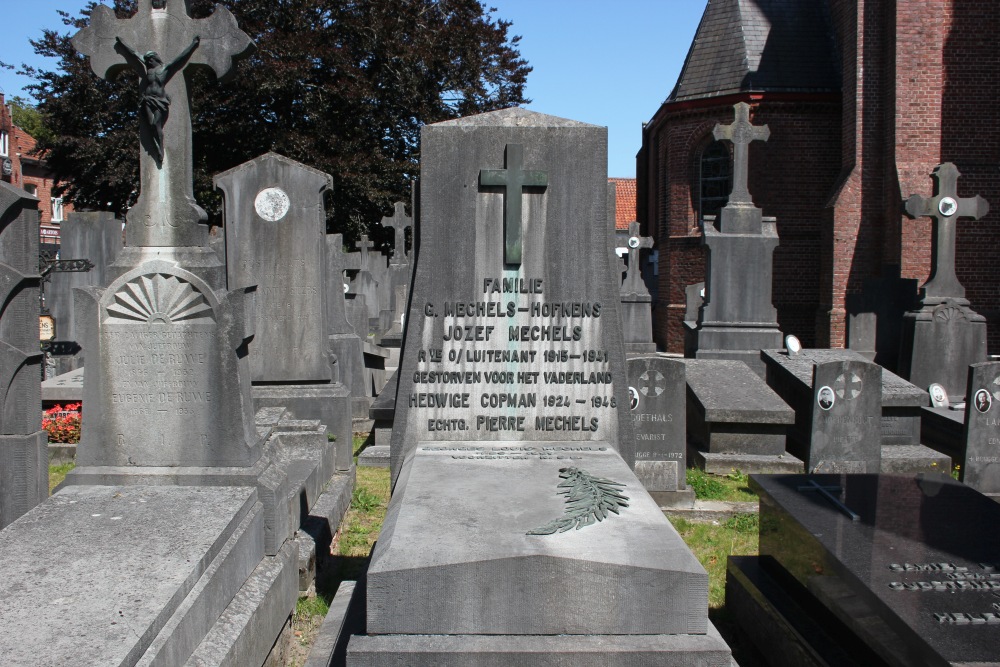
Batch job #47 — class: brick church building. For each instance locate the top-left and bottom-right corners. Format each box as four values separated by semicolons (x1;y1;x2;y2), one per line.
638;0;1000;366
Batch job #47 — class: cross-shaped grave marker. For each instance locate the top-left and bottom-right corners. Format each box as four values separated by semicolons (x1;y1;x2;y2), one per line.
798;479;860;521
904;162;990;301
622;221;654;295
713;102;769;206
356;235;376;271
611;246;628;285
479;144;548;266
73;0;254;247
380;202;412;265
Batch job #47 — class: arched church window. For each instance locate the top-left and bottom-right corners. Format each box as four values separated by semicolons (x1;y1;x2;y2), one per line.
699;141;730;221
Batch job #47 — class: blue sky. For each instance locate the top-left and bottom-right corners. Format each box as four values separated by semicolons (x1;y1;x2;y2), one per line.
0;1;706;177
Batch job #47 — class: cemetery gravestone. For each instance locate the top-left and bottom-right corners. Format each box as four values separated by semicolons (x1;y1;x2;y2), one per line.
806;360;882;473
900;162;989;399
619;221;656;354
730;474;1000;666
214;152;351;469
0;6;337;665
0;182;47;529
344;108;731;664
326;233;372;418
689;103;783;376
46;210;122;373
627;355;692;505
961;361;1000;494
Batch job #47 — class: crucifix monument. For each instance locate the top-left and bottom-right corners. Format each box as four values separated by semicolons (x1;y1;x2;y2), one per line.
479;142;548;265
898;162;989;398
690;102;783;375
73;0;253;248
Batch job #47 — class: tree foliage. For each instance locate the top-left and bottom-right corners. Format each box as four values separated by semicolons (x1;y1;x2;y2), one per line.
7;97;56;145
21;0;530;244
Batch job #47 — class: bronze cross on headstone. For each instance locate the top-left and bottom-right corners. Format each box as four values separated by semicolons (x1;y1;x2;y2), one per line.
713;102;769;206
904;162;990;301
356;234;376;271
380;202;412;265
479;144;548;266
73;0;253;248
622;220;654;295
798;479;860;521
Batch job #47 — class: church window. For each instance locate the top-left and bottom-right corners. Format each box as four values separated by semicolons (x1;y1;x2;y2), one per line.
699;141;730;220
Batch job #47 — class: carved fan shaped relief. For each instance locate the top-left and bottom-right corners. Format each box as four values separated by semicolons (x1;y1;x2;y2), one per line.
934;305;968;323
107;274;215;324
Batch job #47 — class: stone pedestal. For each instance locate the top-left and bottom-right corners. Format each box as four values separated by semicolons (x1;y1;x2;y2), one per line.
898;298;987;401
691;208;783;377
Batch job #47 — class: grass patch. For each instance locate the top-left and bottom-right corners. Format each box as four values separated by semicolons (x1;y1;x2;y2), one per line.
337;465;391;560
49;462;75;493
686;468;757;502
352;433;371;460
669;513;759;608
295;594;329;619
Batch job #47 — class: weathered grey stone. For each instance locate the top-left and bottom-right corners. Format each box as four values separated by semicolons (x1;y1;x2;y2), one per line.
899;163;990;399
619;219;656;355
41;366;85;403
0;485;261;666
845;269;918;370
688;104;783;376
367;446;706;636
347;622;733;666
682;358;801;474
74;260;261;468
47;210;122;371
357;445;390;468
305;581;356;667
0;180;47;528
187;541;299;667
73;0;253;248
962;362;1000;493
350;108;727;664
389;108;635;478
762;348;939;472
627;356;687;495
327;233;373;418
253;383;352;472
807;360;882;473
215;152;334;383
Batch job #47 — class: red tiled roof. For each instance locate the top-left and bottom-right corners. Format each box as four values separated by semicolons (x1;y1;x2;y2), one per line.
609;177;636;230
12;126;41;162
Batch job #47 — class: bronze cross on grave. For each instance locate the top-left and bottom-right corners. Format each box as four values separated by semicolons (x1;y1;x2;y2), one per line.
904;162;990;301
713;102;769;206
73;0;254;248
479;144;548;266
380;202;412;265
622;220;653;295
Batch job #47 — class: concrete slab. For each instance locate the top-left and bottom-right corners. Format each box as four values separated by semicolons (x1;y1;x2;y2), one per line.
357;445;390;468
366;444;707;636
0;485;259;667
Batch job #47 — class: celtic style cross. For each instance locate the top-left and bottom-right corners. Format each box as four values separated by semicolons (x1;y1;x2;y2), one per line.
480;144;548;266
73;0;253;248
622;221;653;295
713;102;769;206
904;162;989;301
380;202;412;265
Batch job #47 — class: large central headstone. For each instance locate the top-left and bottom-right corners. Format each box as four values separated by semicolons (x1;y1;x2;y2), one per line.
347;108;731;664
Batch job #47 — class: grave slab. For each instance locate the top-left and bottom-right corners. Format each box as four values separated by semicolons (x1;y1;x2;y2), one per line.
762;348;948;474
367;444;706;636
626;355;692;505
41;365;85;404
682;359;801;474
0;485;261;667
732;474;1000;667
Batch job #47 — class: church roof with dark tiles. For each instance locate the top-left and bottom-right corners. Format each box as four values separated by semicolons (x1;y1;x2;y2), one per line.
668;0;840;102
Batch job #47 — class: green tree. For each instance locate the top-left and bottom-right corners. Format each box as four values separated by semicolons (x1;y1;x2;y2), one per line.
20;0;530;244
7;97;56;145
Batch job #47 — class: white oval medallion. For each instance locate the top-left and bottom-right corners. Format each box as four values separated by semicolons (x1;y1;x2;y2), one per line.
938;197;958;217
254;187;290;222
628;236;640;249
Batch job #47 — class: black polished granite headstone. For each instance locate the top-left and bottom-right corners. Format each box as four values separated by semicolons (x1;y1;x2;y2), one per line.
962;361;1000;494
740;473;1000;666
